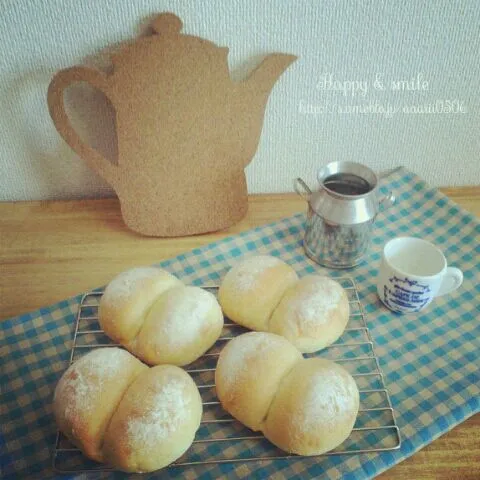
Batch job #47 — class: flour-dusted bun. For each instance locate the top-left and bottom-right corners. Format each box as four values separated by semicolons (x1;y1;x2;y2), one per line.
263;358;359;455
130;286;223;366
269;275;350;353
103;364;202;472
99;267;224;366
218;255;298;331
54;349;203;473
53;348;147;462
218;256;350;353
99;267;182;344
215;333;359;456
215;332;302;431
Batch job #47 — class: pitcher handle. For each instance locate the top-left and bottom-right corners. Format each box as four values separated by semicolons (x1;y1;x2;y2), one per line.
293;177;313;201
379;191;396;210
47;66;118;188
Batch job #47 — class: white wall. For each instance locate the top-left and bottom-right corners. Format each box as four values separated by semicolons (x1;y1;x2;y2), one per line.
1;0;479;201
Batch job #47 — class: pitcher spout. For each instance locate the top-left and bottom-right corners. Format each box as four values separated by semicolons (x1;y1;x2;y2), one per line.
245;53;297;94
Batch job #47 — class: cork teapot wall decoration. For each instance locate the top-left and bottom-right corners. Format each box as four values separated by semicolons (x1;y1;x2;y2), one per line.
47;13;297;236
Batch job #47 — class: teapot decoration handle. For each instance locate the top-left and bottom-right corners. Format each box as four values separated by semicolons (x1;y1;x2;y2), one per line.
47;66;119;188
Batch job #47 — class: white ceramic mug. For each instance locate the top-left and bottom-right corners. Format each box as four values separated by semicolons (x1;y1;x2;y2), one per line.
377;237;463;313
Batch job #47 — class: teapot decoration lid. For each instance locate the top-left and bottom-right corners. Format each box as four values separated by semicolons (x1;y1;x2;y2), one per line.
109;12;228;69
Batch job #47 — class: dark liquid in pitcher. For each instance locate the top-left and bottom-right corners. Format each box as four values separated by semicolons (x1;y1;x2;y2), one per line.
323;173;372;196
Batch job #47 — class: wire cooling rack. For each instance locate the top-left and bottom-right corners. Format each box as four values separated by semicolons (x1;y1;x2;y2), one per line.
53;277;401;473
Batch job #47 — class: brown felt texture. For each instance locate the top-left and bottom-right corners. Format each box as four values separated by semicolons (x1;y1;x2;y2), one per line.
47;13;297;237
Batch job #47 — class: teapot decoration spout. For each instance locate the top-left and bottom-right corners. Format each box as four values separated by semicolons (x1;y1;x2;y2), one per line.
245;54;298;95
47;13;297;237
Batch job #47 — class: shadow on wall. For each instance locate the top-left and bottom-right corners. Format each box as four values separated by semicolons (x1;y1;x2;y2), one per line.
2;20;155;200
3;13;184;201
15;13;163;200
4;62;119;199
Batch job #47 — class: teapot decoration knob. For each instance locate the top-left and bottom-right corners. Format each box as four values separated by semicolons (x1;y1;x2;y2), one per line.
151;13;183;35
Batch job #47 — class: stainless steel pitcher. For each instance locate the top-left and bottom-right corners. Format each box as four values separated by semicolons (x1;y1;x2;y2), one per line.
295;162;395;268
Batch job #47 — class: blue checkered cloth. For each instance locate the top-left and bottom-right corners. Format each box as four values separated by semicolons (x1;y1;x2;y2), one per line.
1;167;479;479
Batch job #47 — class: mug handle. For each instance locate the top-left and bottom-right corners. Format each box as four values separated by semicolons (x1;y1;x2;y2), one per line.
47;66;119;188
436;267;463;296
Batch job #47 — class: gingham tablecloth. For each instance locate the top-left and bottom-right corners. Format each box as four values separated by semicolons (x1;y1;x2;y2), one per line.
1;167;479;479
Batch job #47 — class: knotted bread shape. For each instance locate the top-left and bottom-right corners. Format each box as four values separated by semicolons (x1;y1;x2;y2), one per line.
99;267;224;366
53;348;202;472
215;332;360;455
218;255;350;352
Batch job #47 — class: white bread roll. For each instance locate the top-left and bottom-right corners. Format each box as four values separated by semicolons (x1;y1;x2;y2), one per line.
103;364;202;472
99;267;182;343
218;256;350;353
53;348;147;462
54;349;203;472
99;267;224;366
263;358;359;455
218;255;298;331
269;275;350;353
215;333;359;456
130;285;223;366
215;332;302;431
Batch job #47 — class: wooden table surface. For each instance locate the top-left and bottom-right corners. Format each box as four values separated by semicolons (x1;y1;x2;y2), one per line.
1;187;479;479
